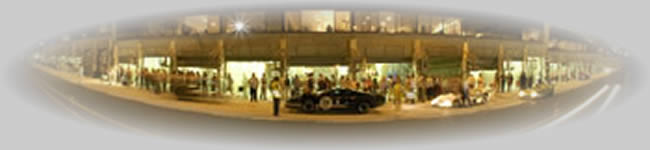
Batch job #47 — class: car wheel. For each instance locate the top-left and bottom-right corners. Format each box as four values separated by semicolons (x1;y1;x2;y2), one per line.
301;100;316;113
453;100;461;108
319;96;334;111
356;102;371;114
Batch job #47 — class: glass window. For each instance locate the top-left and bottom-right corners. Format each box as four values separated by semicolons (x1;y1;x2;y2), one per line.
242;12;266;32
146;19;176;36
265;11;283;32
223;14;239;33
184;15;209;34
417;15;445;34
417;15;432;34
522;28;541;41
223;12;266;33
378;12;396;33
431;16;445;34
335;11;351;32
443;18;462;35
301;10;335;32
284;11;301;32
397;14;416;33
206;16;220;34
353;11;379;32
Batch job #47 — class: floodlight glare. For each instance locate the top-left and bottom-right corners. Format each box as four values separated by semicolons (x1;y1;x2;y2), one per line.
234;22;245;31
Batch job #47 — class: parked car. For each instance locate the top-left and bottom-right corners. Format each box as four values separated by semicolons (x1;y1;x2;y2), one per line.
285;88;386;113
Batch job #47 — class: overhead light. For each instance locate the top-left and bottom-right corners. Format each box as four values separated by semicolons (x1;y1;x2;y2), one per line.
234;22;246;31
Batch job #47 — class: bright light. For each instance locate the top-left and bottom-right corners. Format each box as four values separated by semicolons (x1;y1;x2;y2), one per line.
531;91;539;98
519;91;527;97
234;22;245;31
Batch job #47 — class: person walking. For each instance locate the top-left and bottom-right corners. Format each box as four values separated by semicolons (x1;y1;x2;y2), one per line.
270;76;282;116
248;73;259;102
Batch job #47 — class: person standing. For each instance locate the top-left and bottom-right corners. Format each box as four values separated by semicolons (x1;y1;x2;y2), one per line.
506;72;514;92
392;76;404;111
317;74;327;92
433;77;442;99
292;75;301;96
212;72;220;94
248;73;259;102
202;72;209;93
499;72;507;92
260;73;268;101
425;76;434;100
379;77;388;96
461;75;473;107
270;76;282;116
306;73;315;95
519;72;527;90
226;73;233;95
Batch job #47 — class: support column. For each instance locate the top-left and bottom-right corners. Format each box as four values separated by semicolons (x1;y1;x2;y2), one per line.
412;39;422;77
110;22;118;69
542;23;551;82
169;39;178;73
176;19;184;36
361;57;368;77
497;42;505;92
279;38;289;100
112;45;119;70
522;45;529;74
461;41;470;79
348;38;359;79
216;39;225;94
136;41;144;88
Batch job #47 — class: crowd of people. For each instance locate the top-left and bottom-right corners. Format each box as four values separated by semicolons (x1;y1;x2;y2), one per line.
242;72;448;105
105;65;590;107
108;66;236;96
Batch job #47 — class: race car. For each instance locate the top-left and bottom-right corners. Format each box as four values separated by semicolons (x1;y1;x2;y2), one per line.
518;84;555;99
430;88;493;108
172;83;208;101
285;88;386;114
429;93;460;108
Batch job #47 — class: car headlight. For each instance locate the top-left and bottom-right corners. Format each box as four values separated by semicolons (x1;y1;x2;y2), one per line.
519;91;527;97
531;91;539;98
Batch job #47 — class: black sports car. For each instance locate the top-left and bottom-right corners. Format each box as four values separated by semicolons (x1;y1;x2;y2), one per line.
285;88;386;113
